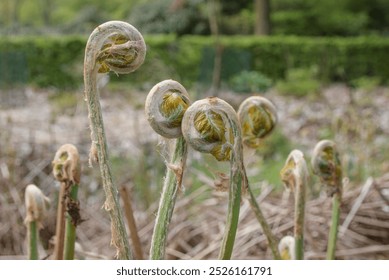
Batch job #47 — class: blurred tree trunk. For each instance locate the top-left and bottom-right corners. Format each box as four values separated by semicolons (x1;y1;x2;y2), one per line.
254;0;271;35
207;0;222;96
12;0;22;29
41;0;53;26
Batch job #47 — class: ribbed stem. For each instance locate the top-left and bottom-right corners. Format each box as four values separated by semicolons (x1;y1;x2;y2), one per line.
294;180;305;260
218;115;243;260
150;137;187;259
247;186;281;260
28;221;39;260
64;184;79;260
327;191;341;260
85;66;130;259
218;152;242;259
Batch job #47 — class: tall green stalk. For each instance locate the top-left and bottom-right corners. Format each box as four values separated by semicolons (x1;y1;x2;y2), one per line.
237;96;281;259
149;137;187;259
280;150;308;260
247;186;281;259
145;80;190;259
28;221;39;260
24;184;50;260
311;140;343;260
64;184;79;260
84;21;146;259
182;97;245;259
327;192;341;259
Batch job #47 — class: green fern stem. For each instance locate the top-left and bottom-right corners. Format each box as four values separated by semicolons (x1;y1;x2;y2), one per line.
247;186;281;260
64;184;79;260
327;191;341;260
149;136;187;259
84;21;145;259
28;221;39;260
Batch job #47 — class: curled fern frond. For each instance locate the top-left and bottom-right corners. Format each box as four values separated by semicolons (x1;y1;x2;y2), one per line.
182;97;244;259
311;139;342;196
182;97;238;162
84;21;146;259
145;80;191;259
237;96;277;148
278;236;296;260
145;79;190;138
280;149;308;260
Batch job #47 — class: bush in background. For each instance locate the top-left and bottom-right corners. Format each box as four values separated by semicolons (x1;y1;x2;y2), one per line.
1;35;389;90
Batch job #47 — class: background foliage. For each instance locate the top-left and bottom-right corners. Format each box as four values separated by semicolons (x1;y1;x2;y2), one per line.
1;0;389;36
1;35;388;89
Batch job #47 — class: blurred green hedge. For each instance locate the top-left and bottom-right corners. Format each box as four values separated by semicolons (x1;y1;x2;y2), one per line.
0;35;388;88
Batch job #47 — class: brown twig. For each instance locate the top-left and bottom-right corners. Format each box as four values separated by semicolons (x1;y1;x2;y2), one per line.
53;182;67;260
119;186;144;260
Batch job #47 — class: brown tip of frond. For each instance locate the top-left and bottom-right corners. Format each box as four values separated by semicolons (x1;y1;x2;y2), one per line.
52;144;81;184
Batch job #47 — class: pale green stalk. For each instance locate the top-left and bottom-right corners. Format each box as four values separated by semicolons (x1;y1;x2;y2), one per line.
219;141;243;259
247;186;281;259
64;184;79;260
327;192;341;260
149;137;187;259
294;179;305;260
28;221;39;260
84;21;145;259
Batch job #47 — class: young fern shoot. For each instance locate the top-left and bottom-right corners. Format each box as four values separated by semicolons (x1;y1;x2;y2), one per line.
24;184;50;260
145;80;191;259
237;96;281;259
311;140;343;260
278;236;296;260
84;21;146;259
52;144;81;260
182;97;245;260
280;150;308;260
238;96;277;148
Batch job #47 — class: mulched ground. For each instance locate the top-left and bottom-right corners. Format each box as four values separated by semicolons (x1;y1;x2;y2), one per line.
1;85;388;259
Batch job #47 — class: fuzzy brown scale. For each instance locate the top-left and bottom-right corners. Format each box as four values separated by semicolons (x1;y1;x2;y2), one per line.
65;195;84;227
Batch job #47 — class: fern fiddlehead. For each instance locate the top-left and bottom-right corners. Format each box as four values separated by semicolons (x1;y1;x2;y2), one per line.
84;21;146;259
145;79;191;259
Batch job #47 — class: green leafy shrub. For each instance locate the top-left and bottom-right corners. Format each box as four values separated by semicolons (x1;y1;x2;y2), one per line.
229;71;272;93
276;67;321;97
351;76;381;91
1;35;389;89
